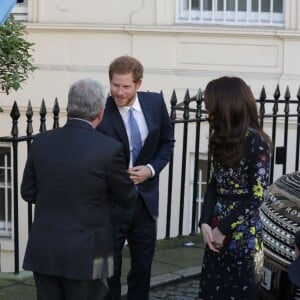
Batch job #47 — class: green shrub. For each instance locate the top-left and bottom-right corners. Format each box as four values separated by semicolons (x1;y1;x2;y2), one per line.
0;15;36;95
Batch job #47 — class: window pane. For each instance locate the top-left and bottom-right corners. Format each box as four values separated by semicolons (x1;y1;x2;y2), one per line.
262;0;271;12
203;0;212;10
8;188;11;221
0;149;11;184
0;169;11;184
274;0;283;13
238;0;247;11
183;0;201;10
217;0;224;10
0;147;12;234
183;0;188;10
226;0;235;11
0;148;11;166
192;0;200;9
252;0;258;12
0;191;5;222
0;189;11;224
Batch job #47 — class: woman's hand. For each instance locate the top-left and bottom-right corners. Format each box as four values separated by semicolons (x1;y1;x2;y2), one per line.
201;223;221;253
212;226;225;250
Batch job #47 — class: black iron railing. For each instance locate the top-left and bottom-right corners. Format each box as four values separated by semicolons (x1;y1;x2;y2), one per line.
0;85;299;273
166;85;300;240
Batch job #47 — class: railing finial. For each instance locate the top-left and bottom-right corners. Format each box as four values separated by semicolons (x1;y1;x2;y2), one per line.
53;98;60;129
170;89;177;121
26;100;33;135
183;89;190;120
39;99;47;132
10;101;20;137
273;84;280;100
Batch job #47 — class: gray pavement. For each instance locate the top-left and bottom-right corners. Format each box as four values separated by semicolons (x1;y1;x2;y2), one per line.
149;277;199;300
0;235;204;300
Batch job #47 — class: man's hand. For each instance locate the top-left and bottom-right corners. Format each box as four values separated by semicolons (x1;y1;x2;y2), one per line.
128;165;152;185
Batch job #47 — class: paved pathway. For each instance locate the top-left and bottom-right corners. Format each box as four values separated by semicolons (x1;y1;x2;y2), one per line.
0;236;204;300
149;277;199;300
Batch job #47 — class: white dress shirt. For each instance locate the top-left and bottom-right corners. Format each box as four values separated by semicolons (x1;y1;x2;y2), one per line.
117;96;155;176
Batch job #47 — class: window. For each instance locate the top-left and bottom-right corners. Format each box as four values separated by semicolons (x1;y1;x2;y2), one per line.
11;0;28;22
177;0;284;27
189;157;208;233
195;159;208;232
0;147;12;236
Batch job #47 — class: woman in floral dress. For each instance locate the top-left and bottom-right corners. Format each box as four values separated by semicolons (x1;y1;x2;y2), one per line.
198;76;272;300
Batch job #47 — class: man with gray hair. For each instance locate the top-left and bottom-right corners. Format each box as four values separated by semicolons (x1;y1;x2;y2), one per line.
21;78;138;300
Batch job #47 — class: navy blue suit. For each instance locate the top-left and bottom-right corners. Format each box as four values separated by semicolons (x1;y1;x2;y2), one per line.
97;91;174;299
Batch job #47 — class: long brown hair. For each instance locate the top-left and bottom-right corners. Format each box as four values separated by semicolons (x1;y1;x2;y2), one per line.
205;76;271;167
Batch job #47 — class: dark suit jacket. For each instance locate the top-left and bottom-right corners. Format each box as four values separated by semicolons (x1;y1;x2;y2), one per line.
21;119;138;280
96;91;174;220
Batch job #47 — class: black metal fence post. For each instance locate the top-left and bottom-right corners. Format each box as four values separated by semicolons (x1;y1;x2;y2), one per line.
295;87;300;171
10;102;20;274
282;87;291;175
270;85;280;183
259;86;266;129
190;89;202;236
178;90;190;237
26;101;34;233
165;90;177;239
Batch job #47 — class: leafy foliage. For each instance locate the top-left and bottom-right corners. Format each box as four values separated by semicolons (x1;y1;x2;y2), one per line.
0;15;36;94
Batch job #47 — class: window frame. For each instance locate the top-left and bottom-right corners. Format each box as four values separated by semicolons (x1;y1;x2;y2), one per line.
11;0;28;22
0;146;12;237
188;155;208;234
176;0;285;27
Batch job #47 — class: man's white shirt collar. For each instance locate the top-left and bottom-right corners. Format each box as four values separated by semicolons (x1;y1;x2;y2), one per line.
118;95;141;116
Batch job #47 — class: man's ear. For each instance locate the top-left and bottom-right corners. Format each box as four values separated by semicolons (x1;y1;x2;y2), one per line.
135;79;142;90
92;107;105;128
98;107;105;123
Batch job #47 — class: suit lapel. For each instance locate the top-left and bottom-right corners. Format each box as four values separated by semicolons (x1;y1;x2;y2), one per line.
106;98;131;160
106;93;156;165
138;93;154;146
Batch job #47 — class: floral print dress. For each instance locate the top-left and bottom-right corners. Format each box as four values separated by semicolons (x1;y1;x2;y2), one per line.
198;128;270;300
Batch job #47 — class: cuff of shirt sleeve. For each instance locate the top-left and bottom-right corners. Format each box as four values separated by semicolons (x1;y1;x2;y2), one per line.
146;164;155;178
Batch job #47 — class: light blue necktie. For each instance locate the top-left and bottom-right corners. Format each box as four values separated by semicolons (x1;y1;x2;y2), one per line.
128;107;142;164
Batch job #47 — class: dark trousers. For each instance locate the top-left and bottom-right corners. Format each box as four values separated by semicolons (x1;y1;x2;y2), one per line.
108;197;157;300
33;272;109;300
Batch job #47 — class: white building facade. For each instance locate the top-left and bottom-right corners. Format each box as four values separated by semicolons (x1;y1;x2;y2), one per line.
0;0;299;272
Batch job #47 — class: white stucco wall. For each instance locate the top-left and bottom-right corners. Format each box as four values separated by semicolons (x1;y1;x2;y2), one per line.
1;0;300;272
